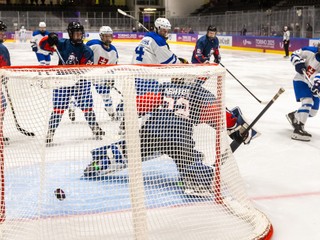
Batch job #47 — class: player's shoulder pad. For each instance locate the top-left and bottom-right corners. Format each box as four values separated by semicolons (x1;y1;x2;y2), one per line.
145;32;167;47
301;46;318;53
86;39;101;47
32;30;41;36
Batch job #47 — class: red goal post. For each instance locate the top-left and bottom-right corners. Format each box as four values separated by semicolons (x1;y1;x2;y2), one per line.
0;64;272;240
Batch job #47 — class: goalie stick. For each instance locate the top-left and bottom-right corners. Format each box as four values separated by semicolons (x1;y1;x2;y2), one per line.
3;82;35;137
219;63;268;104
117;9;149;32
230;87;285;152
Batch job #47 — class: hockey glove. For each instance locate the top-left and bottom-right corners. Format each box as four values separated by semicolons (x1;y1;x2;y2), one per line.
295;62;306;74
31;43;38;52
214;54;221;64
311;79;320;97
47;32;59;46
213;49;221;64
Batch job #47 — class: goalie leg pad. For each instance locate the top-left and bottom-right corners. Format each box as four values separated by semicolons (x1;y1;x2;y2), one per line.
183;157;215;197
84;140;128;178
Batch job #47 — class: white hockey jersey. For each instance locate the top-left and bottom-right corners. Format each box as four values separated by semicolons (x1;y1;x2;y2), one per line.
31;30;50;55
86;40;118;64
132;32;178;64
291;46;320;84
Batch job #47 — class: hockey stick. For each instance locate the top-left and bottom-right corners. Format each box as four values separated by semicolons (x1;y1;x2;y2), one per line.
117;9;149;32
3;81;35;137
219;63;268;104
53;45;66;65
230;87;285;152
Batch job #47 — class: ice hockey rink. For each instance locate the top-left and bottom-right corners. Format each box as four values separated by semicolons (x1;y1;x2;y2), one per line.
4;40;320;240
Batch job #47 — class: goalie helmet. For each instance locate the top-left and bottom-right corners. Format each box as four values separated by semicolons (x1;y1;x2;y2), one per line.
67;21;85;44
154;18;171;31
0;21;7;32
39;22;46;28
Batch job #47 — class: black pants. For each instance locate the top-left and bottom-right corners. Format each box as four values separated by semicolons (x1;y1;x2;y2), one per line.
284;40;290;56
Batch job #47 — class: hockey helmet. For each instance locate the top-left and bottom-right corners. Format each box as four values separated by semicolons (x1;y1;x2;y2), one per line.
67;21;85;44
99;26;113;35
99;26;113;45
21;26;25;29
207;25;217;32
39;22;46;28
154;18;171;31
0;21;7;32
284;26;288;31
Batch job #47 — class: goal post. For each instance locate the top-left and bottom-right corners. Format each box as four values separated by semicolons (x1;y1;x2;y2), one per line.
0;64;273;240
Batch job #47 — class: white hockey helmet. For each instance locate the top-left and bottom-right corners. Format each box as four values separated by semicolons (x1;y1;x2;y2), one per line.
154;18;171;31
21;26;25;29
39;22;46;28
99;26;113;35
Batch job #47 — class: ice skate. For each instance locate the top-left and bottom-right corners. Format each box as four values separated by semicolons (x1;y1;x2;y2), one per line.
286;111;297;130
291;122;311;142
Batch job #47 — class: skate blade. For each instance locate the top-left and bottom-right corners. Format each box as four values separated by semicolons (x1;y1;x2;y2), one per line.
291;134;311;142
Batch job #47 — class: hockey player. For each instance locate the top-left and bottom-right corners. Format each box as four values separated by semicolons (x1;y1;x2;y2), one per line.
18;26;27;43
83;77;255;196
0;20;10;144
30;22;51;65
39;21;105;144
132;18;185;64
286;44;320;141
86;26;119;120
191;25;220;64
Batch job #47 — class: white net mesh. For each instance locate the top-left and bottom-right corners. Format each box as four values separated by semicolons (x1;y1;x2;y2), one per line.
0;64;272;240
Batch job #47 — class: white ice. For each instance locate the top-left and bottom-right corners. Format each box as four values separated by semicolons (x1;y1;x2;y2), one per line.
5;41;320;240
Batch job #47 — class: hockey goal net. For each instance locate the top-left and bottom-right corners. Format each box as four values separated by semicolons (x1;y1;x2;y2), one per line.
0;64;272;240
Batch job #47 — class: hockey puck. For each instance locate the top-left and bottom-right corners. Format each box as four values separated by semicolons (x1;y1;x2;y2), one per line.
54;188;66;201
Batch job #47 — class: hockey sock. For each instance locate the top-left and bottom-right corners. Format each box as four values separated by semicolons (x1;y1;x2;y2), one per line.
296;97;313;124
83;110;97;127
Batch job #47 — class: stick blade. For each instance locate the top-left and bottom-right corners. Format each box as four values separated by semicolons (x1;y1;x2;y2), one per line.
117;9;127;16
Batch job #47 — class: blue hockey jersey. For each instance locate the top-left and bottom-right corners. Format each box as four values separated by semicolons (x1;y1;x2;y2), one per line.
191;35;219;64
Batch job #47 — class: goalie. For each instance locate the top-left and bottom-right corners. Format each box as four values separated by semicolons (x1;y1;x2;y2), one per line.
82;77;258;196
